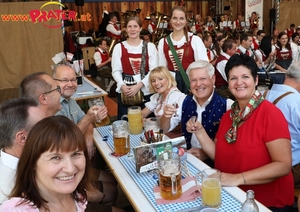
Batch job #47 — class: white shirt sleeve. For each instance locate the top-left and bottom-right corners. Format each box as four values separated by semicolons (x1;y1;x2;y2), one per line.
291;43;299;62
216;60;228;81
111;43;125;93
145;93;159;112
158;38;168;67
148;24;154;34
255;50;263;62
94;51;102;66
191;35;209;62
168;95;186;132
106;24;121;36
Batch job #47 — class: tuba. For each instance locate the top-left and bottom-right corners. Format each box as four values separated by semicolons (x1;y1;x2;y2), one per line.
151;12;167;44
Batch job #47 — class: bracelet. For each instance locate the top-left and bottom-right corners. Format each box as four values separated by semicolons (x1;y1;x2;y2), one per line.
241;172;246;185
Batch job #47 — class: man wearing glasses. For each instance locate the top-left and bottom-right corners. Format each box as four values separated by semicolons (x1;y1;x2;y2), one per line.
52;65;108;159
19;72;62;117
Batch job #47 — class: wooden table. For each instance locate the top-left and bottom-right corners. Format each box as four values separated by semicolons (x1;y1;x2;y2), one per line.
93;128;271;212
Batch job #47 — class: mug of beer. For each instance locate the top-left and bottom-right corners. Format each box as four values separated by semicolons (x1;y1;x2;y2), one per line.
121;106;143;134
158;151;182;200
112;120;130;155
195;168;221;208
88;98;110;127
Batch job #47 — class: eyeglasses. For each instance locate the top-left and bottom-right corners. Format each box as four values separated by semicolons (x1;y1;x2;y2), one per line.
54;78;78;83
41;86;61;95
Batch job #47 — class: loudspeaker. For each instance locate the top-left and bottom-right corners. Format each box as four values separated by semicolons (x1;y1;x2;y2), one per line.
269;9;276;20
75;0;84;7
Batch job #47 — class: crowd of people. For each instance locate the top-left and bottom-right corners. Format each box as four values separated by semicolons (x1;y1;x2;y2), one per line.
1;5;300;212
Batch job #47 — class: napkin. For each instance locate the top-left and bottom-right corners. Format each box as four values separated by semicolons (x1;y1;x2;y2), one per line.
153;176;201;205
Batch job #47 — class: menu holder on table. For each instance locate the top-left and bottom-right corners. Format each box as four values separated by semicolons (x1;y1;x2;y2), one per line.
133;136;185;173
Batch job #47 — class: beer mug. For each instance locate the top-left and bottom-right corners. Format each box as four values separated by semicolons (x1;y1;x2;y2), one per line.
88;98;110;127
143;117;160;133
112;120;130;155
121;106;143;134
195;168;221;208
158;152;182;200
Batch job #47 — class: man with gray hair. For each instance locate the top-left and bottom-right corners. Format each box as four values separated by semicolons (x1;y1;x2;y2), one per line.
264;61;300;188
0;98;40;204
160;60;233;164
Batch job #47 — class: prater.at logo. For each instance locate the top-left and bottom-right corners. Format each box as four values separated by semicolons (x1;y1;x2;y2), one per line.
1;1;91;28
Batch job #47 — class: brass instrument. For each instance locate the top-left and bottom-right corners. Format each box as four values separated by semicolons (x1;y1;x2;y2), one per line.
209;44;218;63
108;38;118;55
151;12;167;44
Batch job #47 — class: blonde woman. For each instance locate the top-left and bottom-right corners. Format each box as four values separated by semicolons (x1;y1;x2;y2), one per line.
142;66;186;118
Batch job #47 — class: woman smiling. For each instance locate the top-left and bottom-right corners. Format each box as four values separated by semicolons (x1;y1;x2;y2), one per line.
0;116;90;211
186;54;294;211
157;6;208;94
142;66;186;118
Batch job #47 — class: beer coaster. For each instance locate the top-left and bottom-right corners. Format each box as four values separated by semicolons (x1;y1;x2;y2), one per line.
109;152;128;158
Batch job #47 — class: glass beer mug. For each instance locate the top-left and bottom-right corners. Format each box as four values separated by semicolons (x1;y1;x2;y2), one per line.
158;152;182;200
121;106;143;134
88;98;110;127
195;168;222;208
112;120;130;155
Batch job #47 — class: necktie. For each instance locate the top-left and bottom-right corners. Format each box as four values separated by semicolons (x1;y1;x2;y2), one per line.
207;49;211;60
246;50;250;56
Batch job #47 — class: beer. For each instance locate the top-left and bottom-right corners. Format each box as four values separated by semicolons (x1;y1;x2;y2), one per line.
159;169;182;200
95;115;110;127
114;135;130;155
128;108;143;134
202;178;221;208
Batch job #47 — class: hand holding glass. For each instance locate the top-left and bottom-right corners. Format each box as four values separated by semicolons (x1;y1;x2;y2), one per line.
88;98;110;127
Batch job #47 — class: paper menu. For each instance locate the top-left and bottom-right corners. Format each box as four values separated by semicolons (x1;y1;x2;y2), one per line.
133;136;185;173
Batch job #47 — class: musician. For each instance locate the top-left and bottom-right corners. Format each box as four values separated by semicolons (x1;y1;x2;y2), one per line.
203;34;217;65
236;33;254;56
215;39;237;98
249;11;259;30
205;16;215;33
255;35;276;67
106;14;122;40
94;38;112;81
158;6;208;94
237;33;264;69
252;30;265;50
191;14;204;36
291;33;300;61
219;14;232;33
147;14;157;35
275;32;298;72
285;23;296;41
233;14;245;33
112;16;158;119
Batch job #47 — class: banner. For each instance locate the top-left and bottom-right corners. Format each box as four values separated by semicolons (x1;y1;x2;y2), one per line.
245;0;263;30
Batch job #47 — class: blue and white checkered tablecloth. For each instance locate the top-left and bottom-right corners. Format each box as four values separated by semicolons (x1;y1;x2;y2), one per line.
97;126;242;212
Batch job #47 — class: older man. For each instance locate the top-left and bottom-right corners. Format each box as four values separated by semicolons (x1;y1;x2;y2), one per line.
0;98;40;204
160;60;233;163
52;65;107;159
19;72;62;117
264;61;300;188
